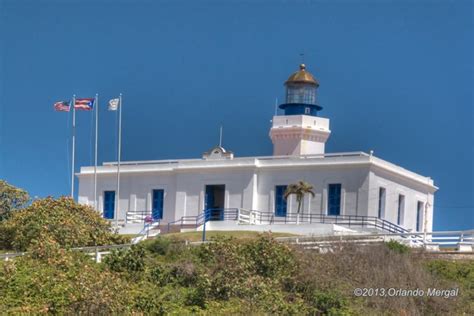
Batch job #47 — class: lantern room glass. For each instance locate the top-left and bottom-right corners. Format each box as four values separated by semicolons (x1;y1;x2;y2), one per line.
285;84;316;105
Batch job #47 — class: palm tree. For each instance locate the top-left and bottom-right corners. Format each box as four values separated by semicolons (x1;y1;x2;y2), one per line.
284;181;315;224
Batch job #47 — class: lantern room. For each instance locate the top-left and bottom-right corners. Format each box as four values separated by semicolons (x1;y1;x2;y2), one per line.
279;64;323;116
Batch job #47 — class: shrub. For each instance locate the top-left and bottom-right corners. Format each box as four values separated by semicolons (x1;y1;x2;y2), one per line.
197;237;254;300
0;240;130;314
425;258;474;312
243;234;297;279
145;236;172;255
0;180;29;221
104;244;146;276
0;197;128;251
426;259;474;287
183;286;207;308
385;240;410;254
128;281;167;314
310;290;352;315
149;261;200;288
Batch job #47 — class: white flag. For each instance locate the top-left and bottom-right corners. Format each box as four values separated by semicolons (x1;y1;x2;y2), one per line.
108;98;120;111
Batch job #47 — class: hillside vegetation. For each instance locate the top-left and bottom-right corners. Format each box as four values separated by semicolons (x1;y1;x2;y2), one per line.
1;233;473;315
0;193;472;315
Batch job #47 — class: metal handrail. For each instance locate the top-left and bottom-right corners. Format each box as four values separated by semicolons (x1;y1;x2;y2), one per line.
160;208;240;234
238;210;411;234
132;208;424;243
275;230;474;248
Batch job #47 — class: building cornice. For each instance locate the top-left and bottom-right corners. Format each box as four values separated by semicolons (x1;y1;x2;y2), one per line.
77;152;436;191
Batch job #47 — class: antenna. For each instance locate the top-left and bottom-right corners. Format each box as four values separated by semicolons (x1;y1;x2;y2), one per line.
219;125;223;147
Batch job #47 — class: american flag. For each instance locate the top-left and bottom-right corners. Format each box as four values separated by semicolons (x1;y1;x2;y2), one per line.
54;101;70;112
74;98;95;110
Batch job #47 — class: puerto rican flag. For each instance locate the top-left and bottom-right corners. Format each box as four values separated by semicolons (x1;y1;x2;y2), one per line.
74;98;95;110
54;101;71;112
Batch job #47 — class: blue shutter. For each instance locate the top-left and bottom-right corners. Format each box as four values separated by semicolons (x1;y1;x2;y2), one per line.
103;191;115;219
328;184;341;215
275;185;288;217
152;189;164;220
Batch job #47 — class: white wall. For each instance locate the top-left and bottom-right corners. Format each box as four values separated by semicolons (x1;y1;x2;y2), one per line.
78;163;434;232
256;166;370;216
174;169;255;218
369;167;434;232
270;114;330;156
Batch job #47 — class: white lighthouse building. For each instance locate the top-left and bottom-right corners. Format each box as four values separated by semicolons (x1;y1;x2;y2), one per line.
77;64;437;235
270;64;330;156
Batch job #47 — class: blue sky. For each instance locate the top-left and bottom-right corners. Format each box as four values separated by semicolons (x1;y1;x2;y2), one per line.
0;0;472;230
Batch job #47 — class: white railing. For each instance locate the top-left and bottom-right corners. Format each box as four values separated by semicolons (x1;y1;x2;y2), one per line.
131;221;161;244
0;244;132;263
275;230;474;252
236;209;410;234
237;208;254;224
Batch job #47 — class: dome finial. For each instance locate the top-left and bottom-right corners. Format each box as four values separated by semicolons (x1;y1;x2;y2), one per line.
300;63;306;71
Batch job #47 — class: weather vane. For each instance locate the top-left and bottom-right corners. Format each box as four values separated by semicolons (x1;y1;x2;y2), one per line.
300;52;305;64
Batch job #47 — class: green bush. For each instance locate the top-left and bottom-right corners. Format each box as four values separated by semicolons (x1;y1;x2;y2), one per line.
183;286;207;308
0;197;128;251
197;237;253;300
104;244;146;275
426;259;474;291
0;239;131;314
243;233;297;279
385;240;410;254
310;290;352;316
145;236;172;255
0;180;29;221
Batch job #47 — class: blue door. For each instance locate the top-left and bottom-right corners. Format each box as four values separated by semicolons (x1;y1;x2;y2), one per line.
328;184;341;215
205;185;225;220
204;186;214;211
103;191;115;219
275;185;288;217
152;189;164;220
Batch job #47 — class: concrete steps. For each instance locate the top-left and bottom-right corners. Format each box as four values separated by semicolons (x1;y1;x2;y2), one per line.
126;211;150;224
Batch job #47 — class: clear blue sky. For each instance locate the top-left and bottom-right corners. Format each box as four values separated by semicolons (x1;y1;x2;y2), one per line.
0;0;472;230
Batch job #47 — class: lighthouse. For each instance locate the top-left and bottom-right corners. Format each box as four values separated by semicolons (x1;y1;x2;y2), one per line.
270;64;331;156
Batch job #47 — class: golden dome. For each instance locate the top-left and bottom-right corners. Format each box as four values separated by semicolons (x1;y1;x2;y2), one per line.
285;64;319;86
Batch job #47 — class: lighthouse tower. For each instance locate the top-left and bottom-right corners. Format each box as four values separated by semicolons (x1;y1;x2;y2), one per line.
270;64;331;156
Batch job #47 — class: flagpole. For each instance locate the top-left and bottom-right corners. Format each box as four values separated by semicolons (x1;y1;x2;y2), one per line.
71;95;76;198
115;93;122;229
94;93;99;209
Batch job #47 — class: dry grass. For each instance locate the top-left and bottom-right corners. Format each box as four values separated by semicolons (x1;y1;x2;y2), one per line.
293;243;467;315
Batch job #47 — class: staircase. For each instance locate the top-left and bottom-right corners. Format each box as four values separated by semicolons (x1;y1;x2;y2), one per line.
126;210;150;224
131;208;413;244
